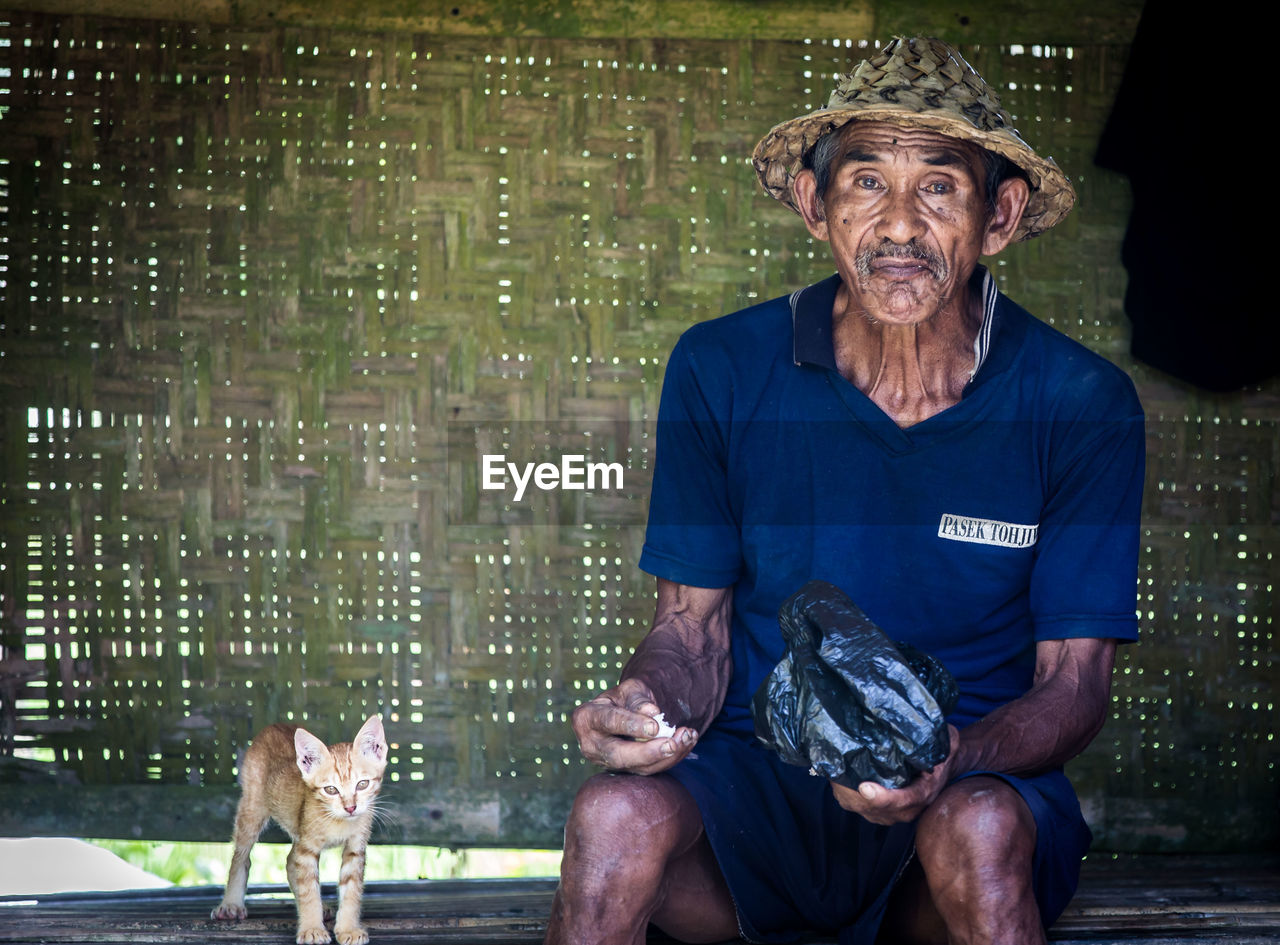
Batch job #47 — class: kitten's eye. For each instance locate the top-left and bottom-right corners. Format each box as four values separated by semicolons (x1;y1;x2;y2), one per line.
324;786;340;795
356;780;369;790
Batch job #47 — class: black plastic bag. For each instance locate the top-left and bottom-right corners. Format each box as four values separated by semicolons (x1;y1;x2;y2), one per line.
752;580;959;789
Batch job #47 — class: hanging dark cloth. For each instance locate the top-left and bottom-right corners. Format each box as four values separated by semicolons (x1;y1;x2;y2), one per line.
1095;5;1276;391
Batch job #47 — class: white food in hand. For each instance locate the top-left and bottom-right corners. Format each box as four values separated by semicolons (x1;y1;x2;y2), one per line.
651;711;677;738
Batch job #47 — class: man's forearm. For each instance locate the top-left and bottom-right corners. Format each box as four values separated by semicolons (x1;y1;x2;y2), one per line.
620;580;733;733
952;637;1117;778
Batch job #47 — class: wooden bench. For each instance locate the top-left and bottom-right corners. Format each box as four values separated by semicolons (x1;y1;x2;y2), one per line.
1;855;1276;944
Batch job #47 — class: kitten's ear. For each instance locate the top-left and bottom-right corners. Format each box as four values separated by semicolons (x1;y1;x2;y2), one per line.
354;715;387;766
294;727;329;778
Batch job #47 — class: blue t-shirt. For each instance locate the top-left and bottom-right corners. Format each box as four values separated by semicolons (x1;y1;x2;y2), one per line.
639;269;1144;734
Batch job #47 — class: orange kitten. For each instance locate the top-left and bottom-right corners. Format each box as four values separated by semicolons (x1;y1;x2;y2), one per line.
212;716;388;945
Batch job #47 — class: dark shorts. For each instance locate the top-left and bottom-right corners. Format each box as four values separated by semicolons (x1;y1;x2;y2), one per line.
666;727;1092;945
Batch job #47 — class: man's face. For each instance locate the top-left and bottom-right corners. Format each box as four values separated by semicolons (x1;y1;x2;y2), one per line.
795;121;1019;327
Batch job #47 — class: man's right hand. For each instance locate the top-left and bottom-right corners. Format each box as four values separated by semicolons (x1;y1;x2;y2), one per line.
571;580;732;775
572;677;699;775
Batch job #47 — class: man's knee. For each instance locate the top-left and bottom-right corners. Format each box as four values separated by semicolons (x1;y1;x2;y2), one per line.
552;773;736;944
916;777;1036;874
562;773;693;869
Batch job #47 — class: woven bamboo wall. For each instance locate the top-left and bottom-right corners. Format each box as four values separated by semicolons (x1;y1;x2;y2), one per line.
0;11;1275;851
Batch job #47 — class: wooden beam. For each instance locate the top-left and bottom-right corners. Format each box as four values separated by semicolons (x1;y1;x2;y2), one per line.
1;0;1142;43
5;781;1276;852
0;784;572;848
872;0;1143;44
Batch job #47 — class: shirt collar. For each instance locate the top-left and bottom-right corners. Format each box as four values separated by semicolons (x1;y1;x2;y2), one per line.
791;266;1000;380
790;273;842;370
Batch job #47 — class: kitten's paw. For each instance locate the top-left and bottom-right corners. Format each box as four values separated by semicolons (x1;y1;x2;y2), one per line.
295;927;331;944
211;902;247;921
335;924;369;945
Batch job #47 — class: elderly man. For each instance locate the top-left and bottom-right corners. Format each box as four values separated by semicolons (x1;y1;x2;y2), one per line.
546;37;1143;945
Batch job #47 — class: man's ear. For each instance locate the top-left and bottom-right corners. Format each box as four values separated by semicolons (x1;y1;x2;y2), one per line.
792;169;831;243
981;176;1031;255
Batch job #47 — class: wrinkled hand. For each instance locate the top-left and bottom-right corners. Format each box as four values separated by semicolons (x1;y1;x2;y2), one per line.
572;678;698;775
829;726;962;825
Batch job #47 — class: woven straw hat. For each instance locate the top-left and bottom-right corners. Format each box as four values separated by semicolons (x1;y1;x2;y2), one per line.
752;37;1075;241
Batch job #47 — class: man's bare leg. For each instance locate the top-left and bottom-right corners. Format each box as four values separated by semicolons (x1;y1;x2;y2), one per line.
877;776;1044;945
545;772;739;945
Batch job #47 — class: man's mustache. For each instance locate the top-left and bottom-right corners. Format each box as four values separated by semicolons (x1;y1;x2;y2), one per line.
854;240;947;280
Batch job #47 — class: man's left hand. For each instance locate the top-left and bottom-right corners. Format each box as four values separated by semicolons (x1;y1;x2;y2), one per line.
829;725;961;825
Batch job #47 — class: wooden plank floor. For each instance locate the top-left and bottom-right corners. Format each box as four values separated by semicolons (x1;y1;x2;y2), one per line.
0;855;1276;944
